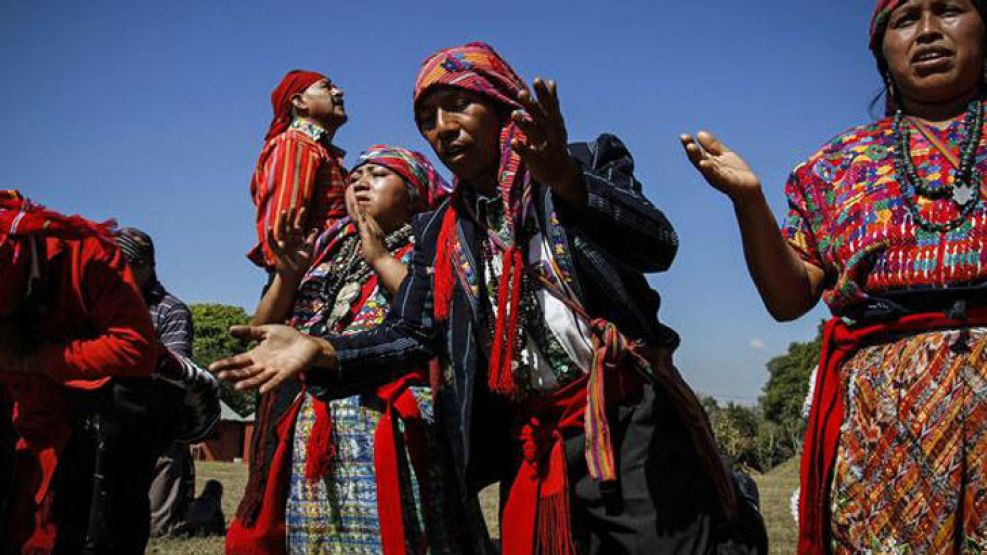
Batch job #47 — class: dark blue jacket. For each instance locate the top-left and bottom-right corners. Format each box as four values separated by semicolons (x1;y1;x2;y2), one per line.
317;133;680;493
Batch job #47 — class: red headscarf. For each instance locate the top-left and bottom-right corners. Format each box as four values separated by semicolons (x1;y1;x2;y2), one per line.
0;191;116;313
265;70;328;142
414;42;532;399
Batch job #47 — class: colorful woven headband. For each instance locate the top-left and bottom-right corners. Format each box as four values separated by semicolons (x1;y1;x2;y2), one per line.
871;0;987;52
413;41;527;111
353;145;452;210
870;0;904;52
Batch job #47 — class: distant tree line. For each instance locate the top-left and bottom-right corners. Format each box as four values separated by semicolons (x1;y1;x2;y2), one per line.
704;323;824;472
189;303;255;417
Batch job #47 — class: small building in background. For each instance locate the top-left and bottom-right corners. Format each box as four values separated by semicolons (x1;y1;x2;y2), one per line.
193;401;254;463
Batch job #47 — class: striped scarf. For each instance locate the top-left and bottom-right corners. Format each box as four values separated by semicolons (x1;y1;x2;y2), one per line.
414;42;531;399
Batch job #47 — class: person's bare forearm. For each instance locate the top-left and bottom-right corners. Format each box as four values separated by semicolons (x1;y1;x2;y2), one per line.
252;272;302;325
732;187;821;321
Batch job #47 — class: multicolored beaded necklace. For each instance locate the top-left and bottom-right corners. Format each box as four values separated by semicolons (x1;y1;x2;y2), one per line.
892;100;983;233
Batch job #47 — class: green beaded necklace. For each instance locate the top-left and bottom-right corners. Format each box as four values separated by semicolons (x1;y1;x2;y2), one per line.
892;100;983;233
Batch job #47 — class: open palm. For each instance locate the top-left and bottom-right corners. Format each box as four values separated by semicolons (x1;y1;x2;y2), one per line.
681;131;761;199
209;324;326;394
269;207;318;278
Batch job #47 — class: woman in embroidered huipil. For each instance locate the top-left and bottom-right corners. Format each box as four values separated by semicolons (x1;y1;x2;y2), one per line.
684;1;987;552
226;145;484;555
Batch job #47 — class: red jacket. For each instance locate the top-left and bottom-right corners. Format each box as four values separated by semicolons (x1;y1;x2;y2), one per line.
2;234;157;553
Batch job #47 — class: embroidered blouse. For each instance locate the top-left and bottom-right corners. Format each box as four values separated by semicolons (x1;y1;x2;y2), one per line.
782;101;987;313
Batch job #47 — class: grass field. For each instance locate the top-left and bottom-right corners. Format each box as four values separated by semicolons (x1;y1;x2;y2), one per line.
147;458;800;554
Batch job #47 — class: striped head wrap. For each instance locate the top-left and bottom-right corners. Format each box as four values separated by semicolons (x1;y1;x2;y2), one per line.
871;0;987;53
413;42;529;212
414;41;526;113
116;227;155;266
414;42;533;400
352;144;451;210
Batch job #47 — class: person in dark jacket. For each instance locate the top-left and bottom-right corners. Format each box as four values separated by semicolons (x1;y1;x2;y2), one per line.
116;227;205;539
213;42;762;554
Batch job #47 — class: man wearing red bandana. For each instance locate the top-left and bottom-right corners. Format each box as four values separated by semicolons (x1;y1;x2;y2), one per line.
248;69;350;270
0;191;157;553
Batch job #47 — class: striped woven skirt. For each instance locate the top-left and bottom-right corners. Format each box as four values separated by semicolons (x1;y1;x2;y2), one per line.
830;326;987;553
285;391;466;554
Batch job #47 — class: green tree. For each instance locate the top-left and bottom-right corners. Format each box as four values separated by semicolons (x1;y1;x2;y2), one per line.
760;321;825;428
189;303;255;417
705;323;827;472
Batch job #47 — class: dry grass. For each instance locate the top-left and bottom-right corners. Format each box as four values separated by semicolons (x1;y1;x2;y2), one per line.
148;458;800;554
752;458;800;554
145;461;246;555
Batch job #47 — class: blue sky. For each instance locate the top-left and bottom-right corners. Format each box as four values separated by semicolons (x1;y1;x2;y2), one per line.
1;0;876;403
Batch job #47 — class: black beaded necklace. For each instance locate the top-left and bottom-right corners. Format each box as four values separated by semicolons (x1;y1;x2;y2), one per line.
892;100;983;233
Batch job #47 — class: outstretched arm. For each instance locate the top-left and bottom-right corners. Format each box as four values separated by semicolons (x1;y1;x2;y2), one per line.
681;131;825;321
212;211;443;396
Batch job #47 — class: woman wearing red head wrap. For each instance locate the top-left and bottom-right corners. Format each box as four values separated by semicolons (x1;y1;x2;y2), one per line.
0;192;159;553
684;1;987;552
248;69;350;270
215;43;766;554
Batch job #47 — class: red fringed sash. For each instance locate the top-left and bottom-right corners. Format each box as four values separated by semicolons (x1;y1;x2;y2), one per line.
501;378;585;555
433;207;458;323
303;398;335;482
487;246;523;398
226;371;430;555
501;320;651;555
374;373;430;555
798;307;987;553
226;393;302;555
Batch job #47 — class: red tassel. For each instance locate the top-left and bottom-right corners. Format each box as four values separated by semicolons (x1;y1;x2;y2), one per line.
432;206;458;322
488;247;522;397
304;399;335;482
536;439;577;555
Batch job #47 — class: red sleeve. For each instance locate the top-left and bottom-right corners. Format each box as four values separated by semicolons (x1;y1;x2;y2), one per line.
254;134;323;267
34;238;157;382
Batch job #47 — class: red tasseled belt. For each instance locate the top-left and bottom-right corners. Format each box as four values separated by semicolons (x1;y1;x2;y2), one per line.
798;307;987;554
500;338;646;555
225;369;430;555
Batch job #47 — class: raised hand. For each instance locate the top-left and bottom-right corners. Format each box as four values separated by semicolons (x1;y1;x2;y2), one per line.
268;207;318;279
681;131;762;202
208;324;334;394
510;78;584;203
